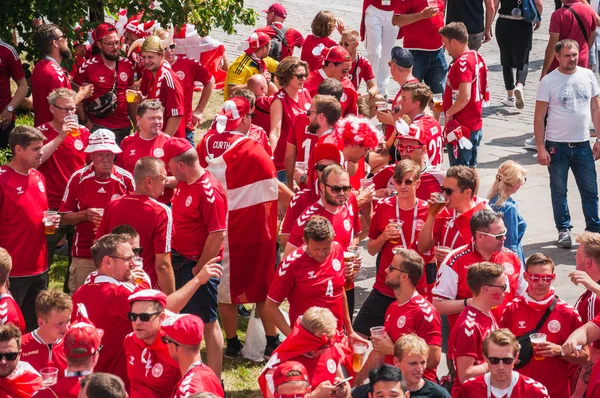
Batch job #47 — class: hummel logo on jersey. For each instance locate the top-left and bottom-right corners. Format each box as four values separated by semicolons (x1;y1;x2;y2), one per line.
129;149;136;155
16;187;23;194
99;76;105;82
518;320;526;329
97;187;106;193
307;271;316;279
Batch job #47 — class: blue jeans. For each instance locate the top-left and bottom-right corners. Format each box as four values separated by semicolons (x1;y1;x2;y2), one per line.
546;141;600;232
446;128;483;167
276;169;287;183
409;48;448;94
185;128;195;146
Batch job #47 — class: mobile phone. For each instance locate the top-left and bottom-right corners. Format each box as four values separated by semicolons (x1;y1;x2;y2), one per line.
333;376;353;387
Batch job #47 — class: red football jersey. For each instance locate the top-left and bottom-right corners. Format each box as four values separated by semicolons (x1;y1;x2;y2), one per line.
36;123;90;209
575;289;600;349
124;330;181;398
588;355;600;398
412;114;443;166
170;56;212;131
443;51;487;132
116;132;173;204
247;124;273;156
459;372;549;398
20;330;67;376
287;198;361;250
280;187;320;235
59;165;135;258
500;296;583;398
394;0;444;51
197;131;246;168
384;293;442;382
272;88;312;171
96;194;172;288
253;95;273;134
31;58;72;126
268;243;346;331
432;200;488;249
449;306;498;397
0;167;48;277
140;62;186;138
172;362;224;398
348;54;375;91
255;23;305;59
371;165;444;201
433;243;526;331
287;114;316;162
304;69;358;116
71;273;145;388
73;55;134;129
32;376;82;398
172;170;227;260
0;40;25;121
368;196;429;297
300;35;338;72
0;294;25;333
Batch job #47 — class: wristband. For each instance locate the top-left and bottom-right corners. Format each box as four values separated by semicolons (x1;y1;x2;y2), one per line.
464;298;468;308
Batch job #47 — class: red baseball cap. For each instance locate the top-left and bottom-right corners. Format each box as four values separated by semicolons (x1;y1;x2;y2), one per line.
312;45;351;63
128;289;168;308
263;3;287;18
242;32;271;54
313;142;342;164
214;97;251;133
162;314;204;346
92;23;118;42
162;137;193;163
64;321;104;358
273;361;309;388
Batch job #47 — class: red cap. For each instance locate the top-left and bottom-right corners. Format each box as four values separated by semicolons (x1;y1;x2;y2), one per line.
263;3;287;18
92;23;118;42
242;32;271;54
312;45;351;63
313;142;342;164
395;119;427;145
214;97;251;133
273;361;309;388
64;321;103;358
162;314;204;346
334;116;380;149
127;289;168;308
162;137;193;163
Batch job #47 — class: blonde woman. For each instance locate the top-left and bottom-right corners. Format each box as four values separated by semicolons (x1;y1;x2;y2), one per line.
488;160;527;264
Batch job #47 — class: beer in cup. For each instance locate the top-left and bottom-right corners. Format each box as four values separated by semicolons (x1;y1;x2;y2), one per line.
375;101;388;111
388;219;403;245
63;114;80;137
43;211;58;235
530;333;547;360
360;178;374;189
433;94;443;112
126;89;138;103
133;257;145;285
92;208;104;228
352;342;368;372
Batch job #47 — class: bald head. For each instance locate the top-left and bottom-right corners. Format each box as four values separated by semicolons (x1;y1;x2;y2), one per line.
247;74;268;98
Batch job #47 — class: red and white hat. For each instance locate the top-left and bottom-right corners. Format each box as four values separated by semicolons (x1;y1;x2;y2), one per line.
312;45;351;63
162;137;193;163
240;32;271;54
273;361;309;388
162;314;204;346
395;119;426;145
333;115;380;149
443;120;473;150
84;129;122;154
215;97;251;133
64;321;104;358
263;3;288;18
92;23;118;42
128;289;168;308
125;19;156;38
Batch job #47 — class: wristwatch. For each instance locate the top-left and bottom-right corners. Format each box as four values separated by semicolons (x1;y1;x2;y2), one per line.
6;106;13;113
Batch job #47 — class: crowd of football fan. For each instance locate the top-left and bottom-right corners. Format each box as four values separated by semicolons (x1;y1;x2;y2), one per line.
3;0;600;396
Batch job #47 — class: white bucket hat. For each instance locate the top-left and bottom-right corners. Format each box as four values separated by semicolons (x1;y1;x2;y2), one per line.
84;129;122;154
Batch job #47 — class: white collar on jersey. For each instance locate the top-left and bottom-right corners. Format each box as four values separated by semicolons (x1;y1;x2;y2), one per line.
484;371;519;398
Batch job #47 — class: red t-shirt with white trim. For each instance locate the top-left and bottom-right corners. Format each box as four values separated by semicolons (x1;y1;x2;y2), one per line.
304;69;358;116
459;373;549;398
31;59;72;126
170;56;212;131
300;35;338;72
287;114;316;163
171;362;224;398
20;330;67;376
0;40;25;120
348;54;375;91
0;294;25;333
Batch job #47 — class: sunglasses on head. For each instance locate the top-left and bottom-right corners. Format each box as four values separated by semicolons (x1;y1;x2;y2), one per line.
127;312;162;322
0;352;19;361
529;273;556;283
396;144;421;153
487;356;515;365
132;247;144;256
323;183;352;194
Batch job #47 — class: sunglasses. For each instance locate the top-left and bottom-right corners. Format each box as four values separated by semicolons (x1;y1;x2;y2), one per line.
306;109;317;117
127;312;162;322
132;247;144;256
315;163;328;172
323;183;352;194
394;178;415;186
161;336;180;346
341;41;355;47
487;356;515;365
388;264;409;274
486;284;508;292
0;352;19;361
440;186;457;196
246;113;254;119
396;144;421;153
529;273;556;283
168;43;176;50
294;73;308;80
478;230;507;240
53;104;76;113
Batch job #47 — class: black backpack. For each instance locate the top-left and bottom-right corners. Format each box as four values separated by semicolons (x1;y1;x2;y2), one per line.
268;24;289;61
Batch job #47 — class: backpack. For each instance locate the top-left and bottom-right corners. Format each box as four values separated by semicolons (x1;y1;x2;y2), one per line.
268;24;289;61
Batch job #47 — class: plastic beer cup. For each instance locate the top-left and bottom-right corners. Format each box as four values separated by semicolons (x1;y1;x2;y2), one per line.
43;211;58;235
352;342;368;372
530;333;547;360
40;367;58;387
388;219;403;245
64;114;80;137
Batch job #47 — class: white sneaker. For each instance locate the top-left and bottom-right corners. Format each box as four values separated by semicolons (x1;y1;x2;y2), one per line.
524;136;537;150
514;86;525;109
502;97;516;107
